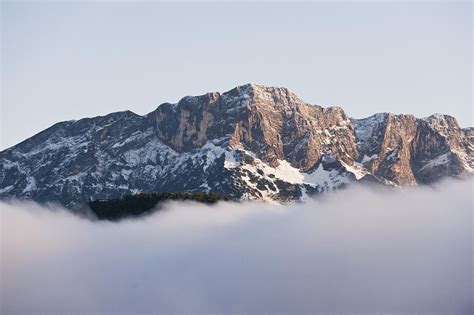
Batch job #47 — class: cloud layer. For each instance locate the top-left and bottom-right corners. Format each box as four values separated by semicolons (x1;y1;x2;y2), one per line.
1;180;473;314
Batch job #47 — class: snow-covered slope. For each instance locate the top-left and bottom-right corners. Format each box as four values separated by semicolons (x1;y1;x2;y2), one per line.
1;84;472;207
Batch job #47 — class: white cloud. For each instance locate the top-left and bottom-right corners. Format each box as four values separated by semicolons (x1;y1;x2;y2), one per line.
1;179;472;314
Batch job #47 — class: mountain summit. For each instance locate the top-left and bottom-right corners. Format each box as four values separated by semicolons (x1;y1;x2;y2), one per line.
1;84;472;207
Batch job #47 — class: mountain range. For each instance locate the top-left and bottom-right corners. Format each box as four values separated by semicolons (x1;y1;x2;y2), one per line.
1;84;472;208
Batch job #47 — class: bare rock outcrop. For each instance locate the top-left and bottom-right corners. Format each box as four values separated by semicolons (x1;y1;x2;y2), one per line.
0;84;472;207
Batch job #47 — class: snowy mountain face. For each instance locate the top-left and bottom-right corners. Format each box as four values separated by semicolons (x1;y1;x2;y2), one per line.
1;84;473;208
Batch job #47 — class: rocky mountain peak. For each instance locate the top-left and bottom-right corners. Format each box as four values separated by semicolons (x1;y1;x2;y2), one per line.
0;84;472;207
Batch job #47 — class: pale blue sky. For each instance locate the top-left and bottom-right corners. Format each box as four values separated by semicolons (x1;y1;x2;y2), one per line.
1;1;472;149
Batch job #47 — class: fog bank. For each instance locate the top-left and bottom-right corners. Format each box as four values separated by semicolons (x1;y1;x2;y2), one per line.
1;180;473;314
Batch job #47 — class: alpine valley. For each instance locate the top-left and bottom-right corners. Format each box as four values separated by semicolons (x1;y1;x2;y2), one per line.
1;84;473;208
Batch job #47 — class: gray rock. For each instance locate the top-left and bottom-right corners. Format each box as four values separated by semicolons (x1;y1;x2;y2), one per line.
1;84;472;207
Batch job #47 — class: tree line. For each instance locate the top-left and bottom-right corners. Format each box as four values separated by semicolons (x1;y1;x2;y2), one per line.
88;192;230;221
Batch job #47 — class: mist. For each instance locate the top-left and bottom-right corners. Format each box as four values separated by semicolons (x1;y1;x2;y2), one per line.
1;180;472;314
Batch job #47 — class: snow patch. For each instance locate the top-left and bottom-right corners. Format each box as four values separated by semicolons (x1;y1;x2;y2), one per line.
352;113;387;143
340;161;368;180
361;154;378;163
302;164;351;190
224;150;241;169
0;185;14;194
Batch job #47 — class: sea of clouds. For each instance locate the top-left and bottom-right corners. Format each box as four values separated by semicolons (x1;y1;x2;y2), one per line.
1;179;473;314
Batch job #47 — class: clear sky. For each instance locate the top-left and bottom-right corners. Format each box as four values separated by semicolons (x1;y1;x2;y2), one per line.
1;1;472;150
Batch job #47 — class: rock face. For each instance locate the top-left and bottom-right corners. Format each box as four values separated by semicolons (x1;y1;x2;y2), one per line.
1;84;472;207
